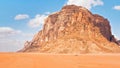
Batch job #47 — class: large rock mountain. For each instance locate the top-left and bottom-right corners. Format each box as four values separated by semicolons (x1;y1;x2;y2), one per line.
118;40;120;45
20;5;120;54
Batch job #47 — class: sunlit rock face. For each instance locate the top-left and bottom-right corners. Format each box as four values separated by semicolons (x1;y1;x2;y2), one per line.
118;40;120;45
20;5;120;54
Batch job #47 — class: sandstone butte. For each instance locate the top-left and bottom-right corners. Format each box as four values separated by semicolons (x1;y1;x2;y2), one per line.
19;5;120;54
118;40;120;45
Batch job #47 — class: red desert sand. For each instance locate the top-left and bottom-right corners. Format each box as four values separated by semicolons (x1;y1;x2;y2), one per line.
0;53;120;68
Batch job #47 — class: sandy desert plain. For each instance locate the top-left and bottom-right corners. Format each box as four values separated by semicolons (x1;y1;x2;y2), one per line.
0;53;120;68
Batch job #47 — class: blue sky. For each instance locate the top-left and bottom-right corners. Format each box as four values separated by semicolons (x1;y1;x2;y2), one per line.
0;0;120;52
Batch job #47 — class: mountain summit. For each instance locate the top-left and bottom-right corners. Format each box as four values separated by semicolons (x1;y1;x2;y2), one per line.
20;5;120;54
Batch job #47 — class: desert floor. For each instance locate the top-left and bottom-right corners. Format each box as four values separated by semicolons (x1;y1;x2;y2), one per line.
0;53;120;68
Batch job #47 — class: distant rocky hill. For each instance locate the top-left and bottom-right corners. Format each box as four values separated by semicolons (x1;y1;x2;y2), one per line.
118;40;120;45
20;5;120;54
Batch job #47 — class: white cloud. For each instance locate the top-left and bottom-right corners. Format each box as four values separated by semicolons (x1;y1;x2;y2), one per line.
0;27;21;37
113;6;120;10
14;14;29;20
28;14;48;28
66;0;104;10
113;35;120;40
0;27;33;52
45;12;51;14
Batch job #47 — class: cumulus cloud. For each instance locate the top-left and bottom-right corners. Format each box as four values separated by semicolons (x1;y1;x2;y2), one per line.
0;27;33;52
0;27;21;37
45;12;51;14
14;14;29;20
28;14;48;28
113;6;120;10
66;0;104;10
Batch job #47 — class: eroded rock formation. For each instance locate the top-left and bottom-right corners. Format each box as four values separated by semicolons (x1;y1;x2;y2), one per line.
20;5;120;54
118;40;120;45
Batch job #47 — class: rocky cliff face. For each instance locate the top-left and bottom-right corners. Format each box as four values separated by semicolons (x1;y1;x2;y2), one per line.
20;5;120;54
118;40;120;45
